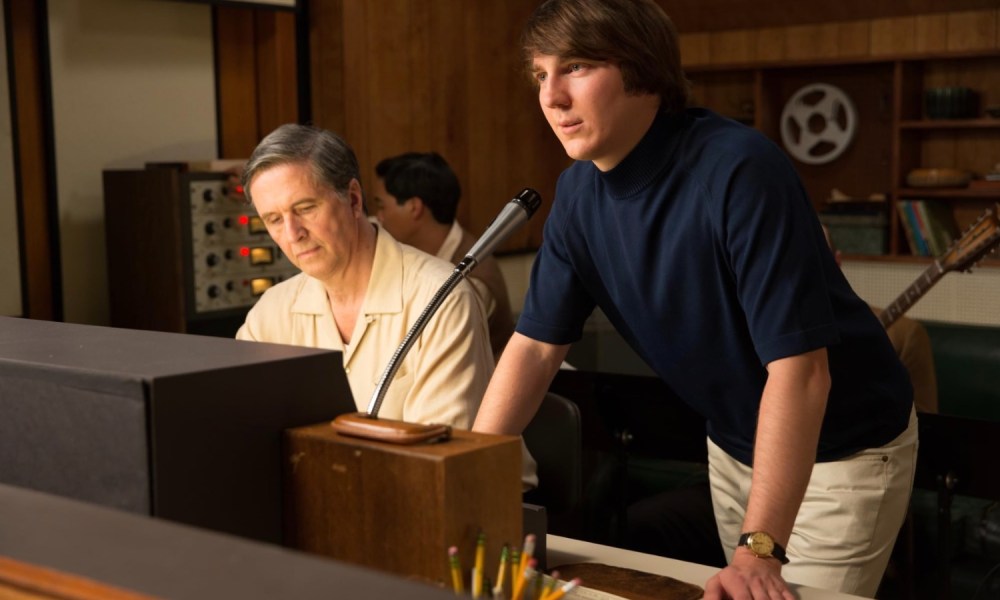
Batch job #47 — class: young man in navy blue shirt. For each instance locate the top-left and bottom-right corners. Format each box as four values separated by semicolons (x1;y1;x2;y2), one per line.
472;1;917;598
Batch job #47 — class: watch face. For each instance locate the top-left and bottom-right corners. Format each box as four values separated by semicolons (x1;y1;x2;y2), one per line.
747;532;775;556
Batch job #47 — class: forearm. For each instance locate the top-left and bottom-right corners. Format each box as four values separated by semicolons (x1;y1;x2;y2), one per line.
472;332;569;435
742;348;831;548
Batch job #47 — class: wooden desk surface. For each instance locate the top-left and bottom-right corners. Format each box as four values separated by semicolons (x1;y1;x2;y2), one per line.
547;535;870;600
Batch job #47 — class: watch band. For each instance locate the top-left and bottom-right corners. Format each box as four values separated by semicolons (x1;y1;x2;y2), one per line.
738;531;790;564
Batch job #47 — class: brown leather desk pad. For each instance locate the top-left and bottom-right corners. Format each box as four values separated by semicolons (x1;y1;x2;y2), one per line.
552;562;703;600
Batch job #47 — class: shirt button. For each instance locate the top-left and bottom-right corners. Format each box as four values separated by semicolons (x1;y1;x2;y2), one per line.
344;367;351;374
365;316;373;323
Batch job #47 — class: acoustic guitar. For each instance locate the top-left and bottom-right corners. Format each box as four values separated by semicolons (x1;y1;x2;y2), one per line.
879;203;1000;328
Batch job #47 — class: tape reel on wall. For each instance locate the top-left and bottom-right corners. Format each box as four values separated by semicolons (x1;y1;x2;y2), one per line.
780;83;857;165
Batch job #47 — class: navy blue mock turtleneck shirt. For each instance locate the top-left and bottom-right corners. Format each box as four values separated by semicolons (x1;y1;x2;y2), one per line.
518;107;912;466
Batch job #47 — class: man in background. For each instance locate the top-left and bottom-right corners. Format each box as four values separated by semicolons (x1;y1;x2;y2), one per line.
372;152;516;360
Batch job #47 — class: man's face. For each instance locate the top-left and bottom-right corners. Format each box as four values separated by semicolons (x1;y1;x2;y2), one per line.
250;162;360;282
532;53;660;171
371;177;418;244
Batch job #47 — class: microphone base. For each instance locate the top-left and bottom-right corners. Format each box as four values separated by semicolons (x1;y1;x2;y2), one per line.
330;412;451;445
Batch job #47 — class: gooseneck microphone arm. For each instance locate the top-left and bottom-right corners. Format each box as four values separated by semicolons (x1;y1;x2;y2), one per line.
365;187;542;418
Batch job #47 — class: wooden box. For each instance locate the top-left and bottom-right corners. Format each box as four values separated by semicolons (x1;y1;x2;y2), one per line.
284;425;523;586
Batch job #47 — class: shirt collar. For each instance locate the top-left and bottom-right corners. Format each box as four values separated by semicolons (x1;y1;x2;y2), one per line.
289;276;328;315
288;223;404;316
360;223;403;315
600;109;690;198
437;221;463;261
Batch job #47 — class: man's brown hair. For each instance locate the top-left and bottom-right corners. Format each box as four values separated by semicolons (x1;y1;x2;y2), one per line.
521;0;690;114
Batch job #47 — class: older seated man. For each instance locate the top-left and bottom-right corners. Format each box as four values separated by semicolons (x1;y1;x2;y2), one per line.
235;123;495;431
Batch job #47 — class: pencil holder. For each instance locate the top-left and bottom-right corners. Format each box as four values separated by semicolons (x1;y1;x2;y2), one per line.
446;534;579;600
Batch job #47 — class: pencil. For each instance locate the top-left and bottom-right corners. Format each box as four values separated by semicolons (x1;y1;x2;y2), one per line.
542;577;580;600
492;544;509;597
511;557;537;600
512;533;535;600
509;548;520;590
473;531;486;598
539;570;559;600
533;573;544;600
517;534;536;578
448;545;464;595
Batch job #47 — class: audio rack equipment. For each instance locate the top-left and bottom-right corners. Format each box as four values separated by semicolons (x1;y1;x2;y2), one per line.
103;163;298;337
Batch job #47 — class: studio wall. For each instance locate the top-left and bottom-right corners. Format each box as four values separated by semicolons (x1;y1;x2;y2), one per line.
47;0;217;325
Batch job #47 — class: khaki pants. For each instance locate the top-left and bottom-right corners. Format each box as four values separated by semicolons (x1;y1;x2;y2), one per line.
708;408;918;597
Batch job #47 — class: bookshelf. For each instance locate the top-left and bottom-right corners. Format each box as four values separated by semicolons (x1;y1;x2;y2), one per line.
894;54;1000;260
681;10;1000;265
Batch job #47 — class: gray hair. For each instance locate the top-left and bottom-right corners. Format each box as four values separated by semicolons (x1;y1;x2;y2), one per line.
241;123;364;209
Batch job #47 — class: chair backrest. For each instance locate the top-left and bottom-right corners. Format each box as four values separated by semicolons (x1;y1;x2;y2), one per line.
522;392;583;515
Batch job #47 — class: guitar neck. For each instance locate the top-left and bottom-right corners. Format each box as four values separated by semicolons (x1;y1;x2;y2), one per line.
878;261;945;328
878;202;1000;328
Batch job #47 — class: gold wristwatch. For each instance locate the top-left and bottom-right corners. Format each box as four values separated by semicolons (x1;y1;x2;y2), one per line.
738;531;789;564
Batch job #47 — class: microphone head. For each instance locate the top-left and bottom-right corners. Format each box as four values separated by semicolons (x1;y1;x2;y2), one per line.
513;188;542;218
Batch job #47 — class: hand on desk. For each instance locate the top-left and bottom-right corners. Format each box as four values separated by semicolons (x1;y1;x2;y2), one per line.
704;551;795;600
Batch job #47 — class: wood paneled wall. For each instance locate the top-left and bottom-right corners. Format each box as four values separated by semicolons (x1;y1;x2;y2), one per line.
216;1;564;251
661;0;999;33
214;1;1000;252
307;0;565;250
680;8;1000;67
6;1;996;319
215;6;299;159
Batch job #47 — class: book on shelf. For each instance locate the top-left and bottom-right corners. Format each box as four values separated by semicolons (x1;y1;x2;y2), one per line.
896;200;929;256
909;200;934;255
914;199;961;256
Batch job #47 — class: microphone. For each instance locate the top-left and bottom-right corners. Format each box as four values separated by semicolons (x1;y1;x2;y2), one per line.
332;187;542;444
366;187;542;418
456;188;543;276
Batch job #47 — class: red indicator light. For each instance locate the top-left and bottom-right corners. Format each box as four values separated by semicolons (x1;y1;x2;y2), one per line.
240;247;250;257
238;215;249;225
